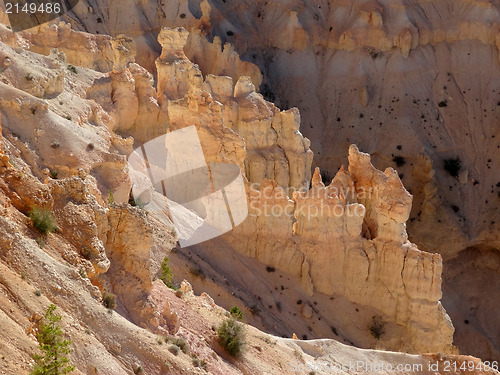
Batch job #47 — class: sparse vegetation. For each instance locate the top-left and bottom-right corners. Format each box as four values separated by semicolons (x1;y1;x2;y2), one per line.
392;155;406;167
34;290;42;296
443;157;461;177
102;291;116;310
250;304;261;315
160;257;174;289
189;266;204;278
67;65;77;74
230;306;243;320
128;194;145;209
50;169;58;179
266;266;276;273
369;316;385;339
170;337;189;354
29;206;58;235
80;247;92;260
168;345;180;355
36;237;45;248
31;304;75;375
217;318;246;357
108;189;114;205
192;357;207;370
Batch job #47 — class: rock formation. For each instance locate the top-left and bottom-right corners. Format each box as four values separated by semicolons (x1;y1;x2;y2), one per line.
52;0;500;360
226;145;455;354
0;4;497;370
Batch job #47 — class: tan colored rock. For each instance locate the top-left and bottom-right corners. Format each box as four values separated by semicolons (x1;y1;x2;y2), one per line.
226;145;455;354
111;34;136;73
301;304;313;319
51;177;110;276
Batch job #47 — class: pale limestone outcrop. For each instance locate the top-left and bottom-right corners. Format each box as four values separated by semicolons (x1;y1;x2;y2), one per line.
60;0;500;281
7;22;115;72
155;27;312;190
111;34;136;73
105;205;155;325
184;28;263;90
226;145;455;354
51;177;110;276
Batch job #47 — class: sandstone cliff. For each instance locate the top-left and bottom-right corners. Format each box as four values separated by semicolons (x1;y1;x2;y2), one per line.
44;0;500;360
0;2;498;369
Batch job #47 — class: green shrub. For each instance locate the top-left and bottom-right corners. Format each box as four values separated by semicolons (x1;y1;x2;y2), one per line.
171;337;189;354
108;189;114;205
160;257;174;289
31;304;75;375
29;207;58;235
192;357;207;369
102;291;116;310
50;169;58;179
168;345;180;356
217;318;246;357
80;247;92;260
36;238;45;248
230;306;243;320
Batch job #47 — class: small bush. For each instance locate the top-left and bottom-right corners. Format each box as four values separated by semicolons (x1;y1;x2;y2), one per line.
29;207;58;235
108;189;114;205
102;291;116;310
67;65;77;74
369;316;385;339
230;306;243;320
34;290;42;296
189;266;204;278
25;73;34;81
266;266;276;273
443;157;461;177
160;257;174;289
171;337;189;354
81;247;92;260
36;238;45;248
50;169;58;179
392;155;406;167
217;318;246;357
168;345;180;356
192;358;207;369
438;100;448;107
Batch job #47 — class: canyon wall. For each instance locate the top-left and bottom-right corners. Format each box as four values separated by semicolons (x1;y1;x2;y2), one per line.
0;15;478;357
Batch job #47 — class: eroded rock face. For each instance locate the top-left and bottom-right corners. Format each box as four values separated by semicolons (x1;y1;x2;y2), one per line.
226;145;455;354
0;15;465;360
57;0;500;269
155;27;312;190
